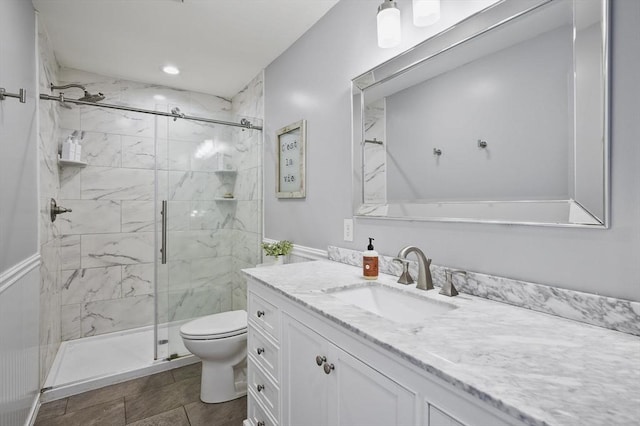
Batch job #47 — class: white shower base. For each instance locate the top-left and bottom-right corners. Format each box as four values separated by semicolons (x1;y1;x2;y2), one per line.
42;322;197;402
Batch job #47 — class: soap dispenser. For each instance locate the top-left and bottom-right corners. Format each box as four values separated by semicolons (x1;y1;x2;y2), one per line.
363;237;379;280
61;136;75;161
73;134;82;162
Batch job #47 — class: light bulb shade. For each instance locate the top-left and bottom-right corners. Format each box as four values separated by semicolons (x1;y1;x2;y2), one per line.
377;1;401;48
413;0;440;27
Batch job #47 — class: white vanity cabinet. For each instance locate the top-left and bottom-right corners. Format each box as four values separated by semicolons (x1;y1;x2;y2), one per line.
282;314;416;426
247;290;281;426
246;277;522;426
427;405;466;426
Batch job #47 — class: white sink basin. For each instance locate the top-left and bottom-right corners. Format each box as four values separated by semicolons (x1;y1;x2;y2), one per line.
326;284;456;324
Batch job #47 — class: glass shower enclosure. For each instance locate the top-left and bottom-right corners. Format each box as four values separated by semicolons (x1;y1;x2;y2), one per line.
43;82;262;396
155;106;263;360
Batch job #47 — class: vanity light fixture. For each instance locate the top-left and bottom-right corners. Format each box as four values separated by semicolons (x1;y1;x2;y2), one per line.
377;0;402;48
162;65;180;75
412;0;440;27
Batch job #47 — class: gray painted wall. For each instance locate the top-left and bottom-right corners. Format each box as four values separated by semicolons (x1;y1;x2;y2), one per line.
264;0;640;301
0;0;41;423
0;0;39;271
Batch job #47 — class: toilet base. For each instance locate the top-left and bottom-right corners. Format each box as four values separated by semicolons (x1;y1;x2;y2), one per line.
200;359;247;403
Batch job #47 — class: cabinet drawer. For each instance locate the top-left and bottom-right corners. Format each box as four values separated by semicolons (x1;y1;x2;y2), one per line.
248;291;280;340
248;326;279;382
248;390;279;426
248;359;280;419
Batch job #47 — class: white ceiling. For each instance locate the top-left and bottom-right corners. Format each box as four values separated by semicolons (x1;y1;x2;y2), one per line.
33;0;339;98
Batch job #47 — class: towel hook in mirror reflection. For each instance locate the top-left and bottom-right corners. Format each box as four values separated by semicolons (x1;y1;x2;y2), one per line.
433;148;442;156
0;87;27;103
477;139;488;148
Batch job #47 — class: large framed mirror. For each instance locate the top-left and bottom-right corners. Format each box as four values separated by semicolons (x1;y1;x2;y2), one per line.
352;0;609;227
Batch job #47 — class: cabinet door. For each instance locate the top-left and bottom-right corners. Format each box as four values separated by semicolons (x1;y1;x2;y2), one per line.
329;346;416;426
282;315;330;426
428;405;466;426
283;314;416;426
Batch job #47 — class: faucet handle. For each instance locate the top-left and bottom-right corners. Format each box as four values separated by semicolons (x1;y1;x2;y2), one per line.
441;270;465;297
393;258;414;285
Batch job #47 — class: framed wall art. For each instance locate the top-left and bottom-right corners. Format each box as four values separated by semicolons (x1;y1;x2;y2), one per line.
276;119;306;198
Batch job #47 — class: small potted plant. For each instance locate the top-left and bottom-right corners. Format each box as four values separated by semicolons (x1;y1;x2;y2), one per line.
261;240;293;265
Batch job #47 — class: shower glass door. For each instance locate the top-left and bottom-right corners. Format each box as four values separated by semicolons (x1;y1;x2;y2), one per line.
155;103;263;360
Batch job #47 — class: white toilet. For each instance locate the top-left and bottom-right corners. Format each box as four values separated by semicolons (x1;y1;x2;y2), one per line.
180;310;248;403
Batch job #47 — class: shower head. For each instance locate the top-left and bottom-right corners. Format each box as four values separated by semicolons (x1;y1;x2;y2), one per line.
78;90;105;103
50;82;105;103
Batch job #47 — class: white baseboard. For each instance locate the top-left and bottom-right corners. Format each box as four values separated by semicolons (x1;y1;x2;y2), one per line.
26;395;40;426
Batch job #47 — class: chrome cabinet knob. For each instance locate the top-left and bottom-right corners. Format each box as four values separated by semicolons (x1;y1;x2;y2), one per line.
323;362;335;375
315;355;326;366
256;384;265;392
256;347;265;355
256;310;265;318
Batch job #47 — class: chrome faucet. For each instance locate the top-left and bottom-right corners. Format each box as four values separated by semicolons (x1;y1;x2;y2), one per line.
395;246;434;291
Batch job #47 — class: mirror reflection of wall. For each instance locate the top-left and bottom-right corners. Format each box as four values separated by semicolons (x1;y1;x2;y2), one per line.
385;23;573;202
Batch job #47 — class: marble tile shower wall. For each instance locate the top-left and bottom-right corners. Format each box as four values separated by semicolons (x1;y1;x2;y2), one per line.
38;21;63;385
52;68;263;340
229;73;264;311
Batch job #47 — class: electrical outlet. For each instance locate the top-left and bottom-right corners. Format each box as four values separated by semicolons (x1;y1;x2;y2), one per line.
343;218;354;242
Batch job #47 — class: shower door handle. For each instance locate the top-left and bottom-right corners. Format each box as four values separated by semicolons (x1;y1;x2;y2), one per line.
161;200;167;264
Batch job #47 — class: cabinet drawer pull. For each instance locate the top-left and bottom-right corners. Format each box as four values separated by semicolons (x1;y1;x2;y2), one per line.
257;347;265;355
315;355;326;366
323;362;335;374
256;310;265;318
257;421;265;426
256;384;265;392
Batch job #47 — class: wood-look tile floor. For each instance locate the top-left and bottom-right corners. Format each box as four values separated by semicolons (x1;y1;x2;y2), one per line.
34;362;247;426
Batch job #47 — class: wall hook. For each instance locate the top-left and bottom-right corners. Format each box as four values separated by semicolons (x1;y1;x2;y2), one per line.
477;139;488;148
433;148;442;156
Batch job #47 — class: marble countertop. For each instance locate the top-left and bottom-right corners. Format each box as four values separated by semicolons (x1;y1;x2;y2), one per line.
243;260;640;426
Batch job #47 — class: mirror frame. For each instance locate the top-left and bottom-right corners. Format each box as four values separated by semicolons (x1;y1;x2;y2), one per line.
351;0;610;228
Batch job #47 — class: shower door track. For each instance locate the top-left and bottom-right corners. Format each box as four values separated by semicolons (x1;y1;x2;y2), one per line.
39;93;263;130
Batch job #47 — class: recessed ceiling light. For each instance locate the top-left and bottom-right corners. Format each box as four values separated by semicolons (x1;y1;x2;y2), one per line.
153;94;166;101
162;65;180;75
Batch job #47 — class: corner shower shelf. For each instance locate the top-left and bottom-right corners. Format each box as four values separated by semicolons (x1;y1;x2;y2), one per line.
58;157;87;167
214;197;237;201
213;169;237;174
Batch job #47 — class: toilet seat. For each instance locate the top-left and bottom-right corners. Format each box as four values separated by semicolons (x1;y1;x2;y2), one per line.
180;310;247;340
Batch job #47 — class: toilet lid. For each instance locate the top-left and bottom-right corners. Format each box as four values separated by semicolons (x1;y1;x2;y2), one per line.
180;310;247;339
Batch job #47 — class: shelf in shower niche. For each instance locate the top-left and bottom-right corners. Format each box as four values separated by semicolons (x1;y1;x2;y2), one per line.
58;158;87;167
214;197;237;201
213;169;237;174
